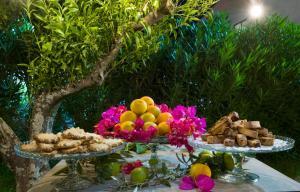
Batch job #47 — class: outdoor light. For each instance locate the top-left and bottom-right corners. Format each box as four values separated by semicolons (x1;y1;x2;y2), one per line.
249;3;264;19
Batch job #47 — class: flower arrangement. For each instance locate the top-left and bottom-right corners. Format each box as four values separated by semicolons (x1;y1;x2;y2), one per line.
94;96;206;150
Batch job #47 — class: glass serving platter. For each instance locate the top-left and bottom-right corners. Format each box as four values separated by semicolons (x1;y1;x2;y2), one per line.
188;135;295;183
15;142;125;160
15;142;125;191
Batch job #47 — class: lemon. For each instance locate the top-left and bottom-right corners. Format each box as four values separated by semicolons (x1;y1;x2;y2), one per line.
157;122;171;136
120;111;137;123
143;122;157;131
147;106;161;117
130;99;148;115
224;153;235;171
156;112;173;124
120;121;135;131
140;112;156;122
130;167;149;184
140;96;155;107
190;163;211;178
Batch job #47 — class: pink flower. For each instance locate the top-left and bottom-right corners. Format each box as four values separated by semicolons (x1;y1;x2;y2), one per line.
133;160;143;168
179;175;215;192
122;160;143;174
135;118;144;130
157;104;172;113
94;105;126;135
168;105;207;151
179;176;195;190
117;127;157;143
172;105;197;119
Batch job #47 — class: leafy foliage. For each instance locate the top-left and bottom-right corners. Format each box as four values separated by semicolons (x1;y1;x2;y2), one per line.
23;0;216;94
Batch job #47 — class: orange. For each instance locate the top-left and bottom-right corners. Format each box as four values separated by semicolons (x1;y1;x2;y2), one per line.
120;121;135;132
120;111;137;123
147;106;161;117
130;99;148;115
189;163;211;178
140;112;156;122
157;122;171;136
143;122;157;131
156;112;173;124
140;96;155;107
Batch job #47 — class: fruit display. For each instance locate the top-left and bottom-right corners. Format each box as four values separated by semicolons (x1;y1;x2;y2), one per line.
202;112;274;147
95;96;207;148
117;96;172;136
20;127;123;156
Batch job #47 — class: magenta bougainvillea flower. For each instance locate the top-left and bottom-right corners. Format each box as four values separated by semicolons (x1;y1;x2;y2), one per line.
94;105;127;136
122;160;143;174
168;105;206;152
195;175;215;192
157;103;172;113
179;175;215;192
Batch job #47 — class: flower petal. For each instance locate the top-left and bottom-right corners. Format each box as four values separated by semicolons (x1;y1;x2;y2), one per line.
179;176;195;190
195;175;215;192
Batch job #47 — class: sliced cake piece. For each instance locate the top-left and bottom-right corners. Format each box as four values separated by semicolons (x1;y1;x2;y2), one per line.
260;137;274;146
208;116;231;135
245;121;261;129
236;134;247;147
207;135;224;144
224;138;235;147
258;128;269;137
247;139;261;147
238;127;258;138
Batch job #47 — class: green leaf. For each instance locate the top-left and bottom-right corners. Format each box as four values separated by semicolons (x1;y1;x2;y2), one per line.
135;143;147;154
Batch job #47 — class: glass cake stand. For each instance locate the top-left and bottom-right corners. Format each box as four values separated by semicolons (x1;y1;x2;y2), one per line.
188;136;294;183
15;142;125;191
149;136;169;160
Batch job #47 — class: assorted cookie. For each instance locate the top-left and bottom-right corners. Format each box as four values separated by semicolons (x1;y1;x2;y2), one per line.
20;127;123;156
202;112;275;148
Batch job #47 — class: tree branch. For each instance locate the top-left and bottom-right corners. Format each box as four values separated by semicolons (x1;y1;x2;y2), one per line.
47;0;174;104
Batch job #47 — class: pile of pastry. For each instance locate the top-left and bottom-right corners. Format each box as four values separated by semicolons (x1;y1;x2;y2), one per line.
202;112;274;147
21;127;123;156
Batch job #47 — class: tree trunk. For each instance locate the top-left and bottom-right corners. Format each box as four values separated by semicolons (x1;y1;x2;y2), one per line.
0;118;35;192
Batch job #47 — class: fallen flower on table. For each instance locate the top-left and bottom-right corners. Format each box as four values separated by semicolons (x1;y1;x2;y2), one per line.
179;175;215;192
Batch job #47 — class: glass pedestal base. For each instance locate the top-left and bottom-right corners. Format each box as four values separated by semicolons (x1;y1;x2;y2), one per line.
54;160;92;191
218;171;259;183
54;174;92;191
218;154;259;184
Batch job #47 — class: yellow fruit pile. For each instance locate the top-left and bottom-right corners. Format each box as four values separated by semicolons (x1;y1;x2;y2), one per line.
118;96;173;136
